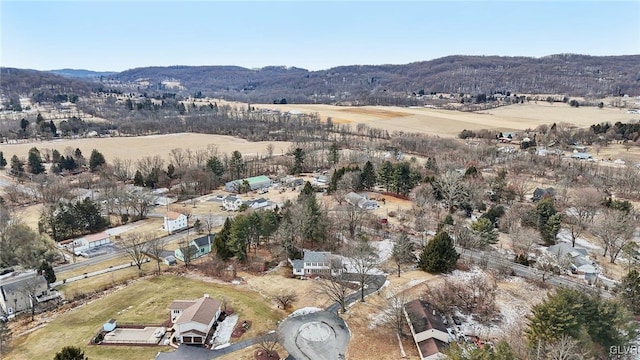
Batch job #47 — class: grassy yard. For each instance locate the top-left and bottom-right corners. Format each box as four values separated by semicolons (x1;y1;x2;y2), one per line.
7;275;286;360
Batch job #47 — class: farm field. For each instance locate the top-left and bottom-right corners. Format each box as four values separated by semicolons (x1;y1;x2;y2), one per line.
0;133;292;163
238;101;638;138
7;275;285;360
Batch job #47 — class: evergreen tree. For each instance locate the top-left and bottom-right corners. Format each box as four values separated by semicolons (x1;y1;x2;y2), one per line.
291;147;305;175
328;142;340;167
229;214;250;261
391;232;416;277
378;160;394;192
214;217;233;260
133;170;144;187
418;231;459;273
51;149;61;163
49;120;57;135
10;155;24;175
38;261;56;284
28;147;45;174
536;198;560;245
359;161;377;190
54;346;88;360
206;156;225;187
618;268;640;314
88;149;106;172
0;151;6;168
229;150;244;179
470;217;498;246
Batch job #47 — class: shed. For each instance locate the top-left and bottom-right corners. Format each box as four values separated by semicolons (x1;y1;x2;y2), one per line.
103;319;117;332
164;255;177;266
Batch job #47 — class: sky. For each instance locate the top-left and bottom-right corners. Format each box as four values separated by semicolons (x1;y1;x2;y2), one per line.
1;1;639;72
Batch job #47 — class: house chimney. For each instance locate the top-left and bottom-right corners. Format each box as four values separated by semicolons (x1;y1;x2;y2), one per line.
204;294;210;298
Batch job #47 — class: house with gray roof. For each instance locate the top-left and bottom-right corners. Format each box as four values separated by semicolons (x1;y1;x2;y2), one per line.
345;192;378;210
0;272;59;316
547;242;597;278
289;250;342;278
404;299;450;359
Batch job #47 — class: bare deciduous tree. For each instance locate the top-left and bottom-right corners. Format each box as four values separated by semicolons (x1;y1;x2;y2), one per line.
379;289;409;338
348;239;380;302
272;291;298;310
257;331;281;359
316;271;351;314
146;236;167;274
544;335;592;360
593;209;635;263
121;233;149;270
112;157;133;182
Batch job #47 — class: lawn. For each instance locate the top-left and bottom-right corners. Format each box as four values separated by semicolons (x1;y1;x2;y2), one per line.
7;275;285;360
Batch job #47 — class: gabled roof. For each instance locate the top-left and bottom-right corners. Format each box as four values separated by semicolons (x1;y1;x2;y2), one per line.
404;299;447;334
418;338;448;358
303;250;331;263
225;196;240;202
174;296;221;326
292;259;304;271
169;300;196;311
0;274;47;294
166;211;184;220
193;235;214;248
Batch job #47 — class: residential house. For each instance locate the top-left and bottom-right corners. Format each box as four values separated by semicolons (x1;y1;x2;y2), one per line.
547;242;597;280
68;231;111;255
225;175;272;193
174;234;214;262
312;175;328;186
532;187;555;202
169;295;222;345
290;250;342;278
163;211;188;234
222;196;243;211
0;273;59;316
282;175;304;188
344;192;379;210
404;299;450;360
245;198;270;210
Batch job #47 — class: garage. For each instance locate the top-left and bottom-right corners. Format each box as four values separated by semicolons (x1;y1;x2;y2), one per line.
192;336;203;344
183;336;192;343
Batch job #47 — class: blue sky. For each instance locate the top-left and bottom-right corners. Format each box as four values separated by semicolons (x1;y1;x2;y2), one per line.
1;1;639;71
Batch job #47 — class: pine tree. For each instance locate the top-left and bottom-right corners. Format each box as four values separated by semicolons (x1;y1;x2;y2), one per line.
470;217;498;246
291;148;305;175
133;170;144;187
0;151;6;168
38;261;56;284
28;147;45;174
378;160;394;192
418;231;459;273
359;161;377;190
618;268;640;314
54;346;87;360
328;142;340;167
214;217;233;260
88;149;106;172
10;155;24;175
391;232;416;277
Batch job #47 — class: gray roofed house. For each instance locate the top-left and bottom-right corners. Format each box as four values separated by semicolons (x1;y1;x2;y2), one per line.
0;273;59;316
344;192;378;210
290;250;342;278
404;299;450;360
547;242;596;277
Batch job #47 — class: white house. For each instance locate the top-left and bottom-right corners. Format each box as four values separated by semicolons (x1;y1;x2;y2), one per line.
0;272;59;316
345;192;379;210
222;196;243;211
70;231;111;254
290;250;342;278
246;198;270;210
169;295;222;345
163;211;188;234
404;300;450;359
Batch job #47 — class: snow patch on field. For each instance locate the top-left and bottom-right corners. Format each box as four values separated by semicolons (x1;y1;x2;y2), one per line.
373;239;394;262
368;310;387;330
556;229;601;250
290;307;323;317
211;314;238;348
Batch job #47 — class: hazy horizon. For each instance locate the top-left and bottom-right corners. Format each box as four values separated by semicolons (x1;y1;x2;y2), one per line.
2;1;639;72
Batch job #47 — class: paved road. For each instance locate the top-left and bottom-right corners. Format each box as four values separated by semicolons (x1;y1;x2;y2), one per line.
455;246;615;299
326;273;387;313
54;228;192;274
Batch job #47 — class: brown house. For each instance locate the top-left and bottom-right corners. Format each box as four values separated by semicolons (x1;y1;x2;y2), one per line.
404;299;450;360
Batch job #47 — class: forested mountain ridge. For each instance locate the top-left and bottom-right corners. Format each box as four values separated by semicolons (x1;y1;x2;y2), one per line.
110;54;640;101
2;54;639;104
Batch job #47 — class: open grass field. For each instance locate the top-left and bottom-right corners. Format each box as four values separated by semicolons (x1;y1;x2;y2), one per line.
1;133;292;163
237;101;638;138
7;275;285;360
